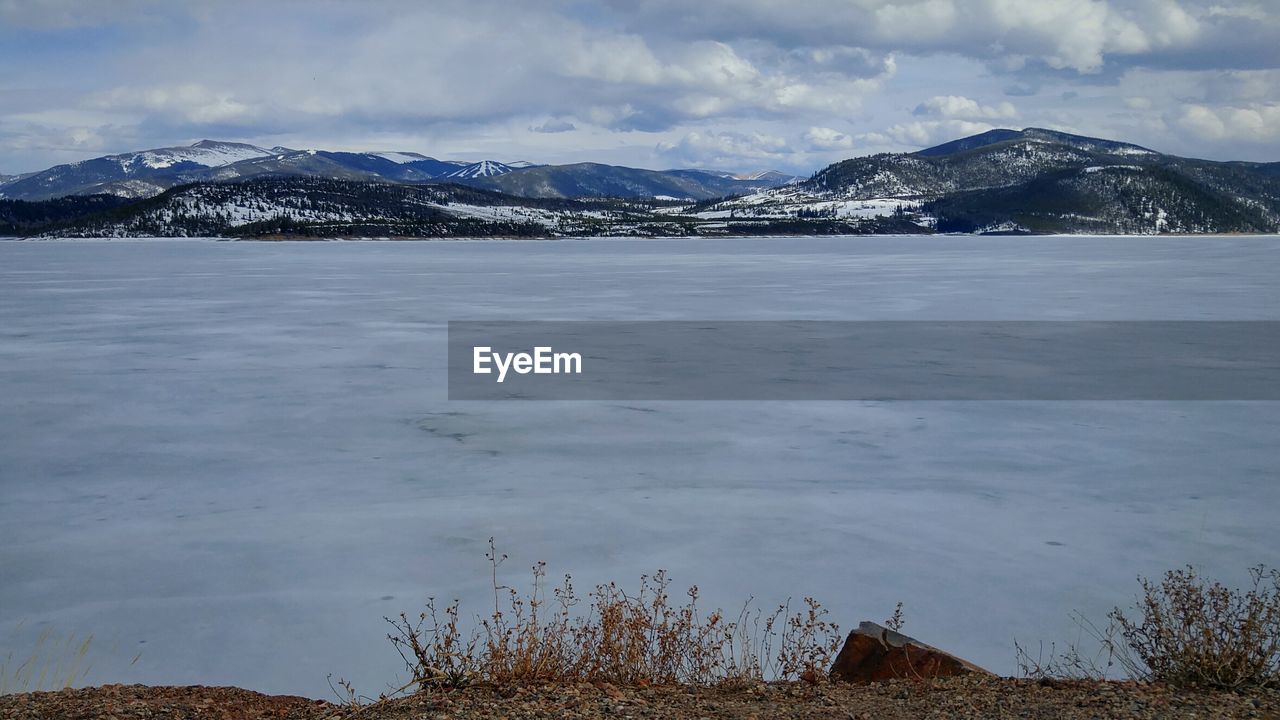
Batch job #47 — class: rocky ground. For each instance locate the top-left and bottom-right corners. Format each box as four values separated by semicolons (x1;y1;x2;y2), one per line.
3;677;1277;720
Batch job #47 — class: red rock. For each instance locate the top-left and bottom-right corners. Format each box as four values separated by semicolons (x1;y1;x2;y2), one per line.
829;622;993;683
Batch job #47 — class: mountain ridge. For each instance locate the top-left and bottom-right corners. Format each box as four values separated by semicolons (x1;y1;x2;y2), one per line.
914;127;1157;158
715;126;1280;234
5;127;1278;237
462;162;793;200
0;141;796;202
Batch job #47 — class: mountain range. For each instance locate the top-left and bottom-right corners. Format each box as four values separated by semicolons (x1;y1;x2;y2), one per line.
693;127;1280;234
0;141;798;202
3;127;1278;237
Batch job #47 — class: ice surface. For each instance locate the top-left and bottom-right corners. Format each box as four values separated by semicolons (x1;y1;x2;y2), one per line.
1;236;1278;698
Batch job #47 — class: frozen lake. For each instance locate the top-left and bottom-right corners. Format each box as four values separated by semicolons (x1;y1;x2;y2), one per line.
2;235;1278;697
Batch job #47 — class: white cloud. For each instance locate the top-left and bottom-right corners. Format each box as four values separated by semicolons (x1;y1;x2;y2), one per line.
1206;3;1269;21
867;119;998;148
1176;105;1229;139
93;84;255;124
66;6;895;137
803;126;855;150
611;0;1225;74
913;95;1017;119
985;0;1154;72
1;1;1279;172
1201;70;1280;104
657;129;791;166
1175;103;1280;143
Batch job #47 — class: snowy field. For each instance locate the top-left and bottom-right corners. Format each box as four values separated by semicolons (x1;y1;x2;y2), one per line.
1;236;1278;697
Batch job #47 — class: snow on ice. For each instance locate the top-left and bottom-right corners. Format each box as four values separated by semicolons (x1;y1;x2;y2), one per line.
1;236;1277;698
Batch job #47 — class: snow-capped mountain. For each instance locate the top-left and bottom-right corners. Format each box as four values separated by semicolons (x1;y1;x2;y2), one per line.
683;127;1280;234
11;127;1266;235
190;149;467;185
9;124;1280;237
446;160;516;178
914;127;1156;158
0;139;799;202
734;169;801;183
0;143;500;201
1;138;800;202
368;151;434;164
465;164;798;200
132;140;278;169
0;141;281;200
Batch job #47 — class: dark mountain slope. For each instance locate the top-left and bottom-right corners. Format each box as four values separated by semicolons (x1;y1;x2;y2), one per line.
926;165;1276;234
798;127;1279;233
0;194;136;235
2;143;795;203
23;177;699;238
0;141;279;200
917;127;1156;158
16;128;1280;237
461;162;786;199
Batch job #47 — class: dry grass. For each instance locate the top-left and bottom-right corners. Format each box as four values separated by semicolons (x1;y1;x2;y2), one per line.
1017;565;1280;690
384;539;842;693
0;625;93;696
1015;611;1122;682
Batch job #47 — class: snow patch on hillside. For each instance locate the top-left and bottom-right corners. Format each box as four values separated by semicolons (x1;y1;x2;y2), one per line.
1111;146;1157;156
371;152;430;164
133;142;273;171
1083;165;1142;173
669;185;929;223
446;160;514;179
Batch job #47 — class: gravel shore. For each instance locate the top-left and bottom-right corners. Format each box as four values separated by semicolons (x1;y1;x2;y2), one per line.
3;677;1278;720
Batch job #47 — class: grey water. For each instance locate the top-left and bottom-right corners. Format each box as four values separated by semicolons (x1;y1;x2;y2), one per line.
1;235;1277;697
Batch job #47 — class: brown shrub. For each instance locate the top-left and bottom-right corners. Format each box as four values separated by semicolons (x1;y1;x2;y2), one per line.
1110;564;1280;689
1017;565;1280;690
386;539;842;691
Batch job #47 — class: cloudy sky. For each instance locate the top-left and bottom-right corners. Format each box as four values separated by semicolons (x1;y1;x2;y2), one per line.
1;0;1277;175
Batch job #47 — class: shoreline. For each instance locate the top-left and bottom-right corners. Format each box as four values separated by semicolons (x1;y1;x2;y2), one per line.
3;676;1276;719
4;231;1279;242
